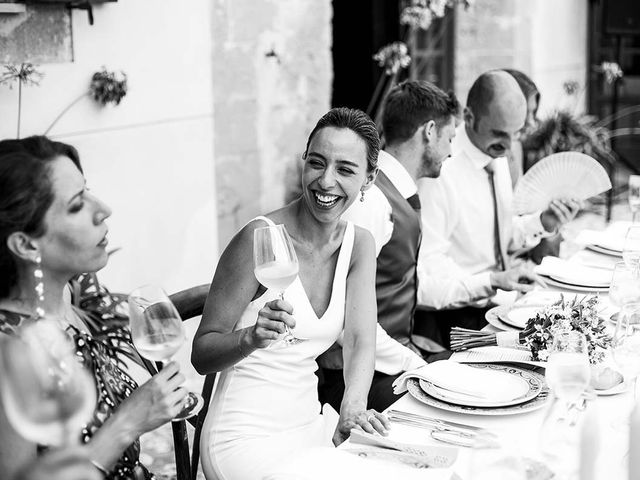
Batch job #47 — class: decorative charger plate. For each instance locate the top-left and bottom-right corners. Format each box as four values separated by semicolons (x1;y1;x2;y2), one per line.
419;368;538;408
407;364;549;416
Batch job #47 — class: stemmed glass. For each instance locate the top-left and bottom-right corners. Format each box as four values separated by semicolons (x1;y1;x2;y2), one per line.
609;262;640;311
545;331;591;406
0;318;96;446
253;224;303;345
629;175;640;223
540;331;591;479
128;285;203;421
611;302;640;401
623;226;640;273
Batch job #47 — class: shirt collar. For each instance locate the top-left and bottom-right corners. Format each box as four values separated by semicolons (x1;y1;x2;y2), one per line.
454;124;500;170
377;150;418;198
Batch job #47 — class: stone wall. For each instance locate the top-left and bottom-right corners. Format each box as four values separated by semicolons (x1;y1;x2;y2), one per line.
454;0;587;115
212;0;332;247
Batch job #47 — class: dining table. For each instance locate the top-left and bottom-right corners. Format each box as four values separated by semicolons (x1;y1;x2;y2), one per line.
340;221;635;480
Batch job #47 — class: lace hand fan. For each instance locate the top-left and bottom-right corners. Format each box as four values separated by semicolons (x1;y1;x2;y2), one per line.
513;152;611;215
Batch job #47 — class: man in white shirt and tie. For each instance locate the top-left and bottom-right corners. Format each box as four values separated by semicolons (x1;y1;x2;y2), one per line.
415;70;580;347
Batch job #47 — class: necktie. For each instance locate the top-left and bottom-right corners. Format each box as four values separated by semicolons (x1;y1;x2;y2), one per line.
485;161;506;271
406;193;421;212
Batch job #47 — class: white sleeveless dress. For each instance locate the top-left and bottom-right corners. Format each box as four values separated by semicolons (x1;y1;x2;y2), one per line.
201;217;355;480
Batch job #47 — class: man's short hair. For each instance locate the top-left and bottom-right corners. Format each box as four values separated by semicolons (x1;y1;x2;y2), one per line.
382;80;460;146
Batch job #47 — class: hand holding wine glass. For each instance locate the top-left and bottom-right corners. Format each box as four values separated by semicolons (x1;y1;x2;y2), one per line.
128;285;203;421
0;318;96;447
253;224;304;345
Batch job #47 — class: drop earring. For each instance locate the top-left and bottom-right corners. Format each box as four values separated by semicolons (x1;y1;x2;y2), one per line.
33;255;45;319
360;190;365;202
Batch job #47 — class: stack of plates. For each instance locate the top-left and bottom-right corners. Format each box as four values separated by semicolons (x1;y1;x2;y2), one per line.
406;362;548;415
534;257;611;292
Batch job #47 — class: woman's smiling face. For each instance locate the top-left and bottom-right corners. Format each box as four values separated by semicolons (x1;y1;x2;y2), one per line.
302;127;375;222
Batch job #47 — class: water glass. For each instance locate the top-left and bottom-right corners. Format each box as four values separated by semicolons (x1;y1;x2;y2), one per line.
609;262;640;309
612;302;640;400
629;175;640;223
546;331;591;403
623;226;640;272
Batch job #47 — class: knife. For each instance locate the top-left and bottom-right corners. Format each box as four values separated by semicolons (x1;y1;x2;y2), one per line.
387;410;495;435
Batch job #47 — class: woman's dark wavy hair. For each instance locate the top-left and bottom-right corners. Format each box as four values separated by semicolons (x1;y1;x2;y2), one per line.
304;107;380;172
0;136;82;298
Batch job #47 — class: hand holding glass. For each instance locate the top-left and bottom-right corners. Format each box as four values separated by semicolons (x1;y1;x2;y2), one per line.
253;224;303;345
0;318;96;446
128;285;203;421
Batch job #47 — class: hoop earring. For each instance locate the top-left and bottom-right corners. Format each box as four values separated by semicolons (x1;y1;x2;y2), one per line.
33;255;45;319
360;190;365;203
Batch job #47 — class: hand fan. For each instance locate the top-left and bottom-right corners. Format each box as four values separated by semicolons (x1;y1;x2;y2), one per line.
513;152;611;215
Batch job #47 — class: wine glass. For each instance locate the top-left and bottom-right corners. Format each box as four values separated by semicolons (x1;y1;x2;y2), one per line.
0;318;96;446
253;224;303;345
545;331;591;405
623;226;640;273
611;302;640;401
609;262;640;310
128;285;203;421
629;175;640;223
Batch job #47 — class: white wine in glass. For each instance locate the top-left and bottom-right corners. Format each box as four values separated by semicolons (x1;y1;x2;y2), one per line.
0;319;96;446
128;285;203;421
253;224;303;345
629;175;640;223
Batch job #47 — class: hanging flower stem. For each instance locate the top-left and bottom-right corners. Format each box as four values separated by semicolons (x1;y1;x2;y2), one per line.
16;79;22;138
43;92;88;136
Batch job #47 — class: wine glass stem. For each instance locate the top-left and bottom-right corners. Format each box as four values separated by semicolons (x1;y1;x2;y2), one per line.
279;291;295;341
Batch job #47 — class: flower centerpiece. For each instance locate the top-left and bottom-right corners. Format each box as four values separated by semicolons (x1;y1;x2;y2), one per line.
450;295;612;364
523;295;611;364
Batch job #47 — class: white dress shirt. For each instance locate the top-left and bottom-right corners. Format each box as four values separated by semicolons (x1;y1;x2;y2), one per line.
341;150;426;374
416;125;551;310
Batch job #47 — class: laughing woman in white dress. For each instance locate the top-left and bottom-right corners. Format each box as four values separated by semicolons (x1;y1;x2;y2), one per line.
192;108;390;480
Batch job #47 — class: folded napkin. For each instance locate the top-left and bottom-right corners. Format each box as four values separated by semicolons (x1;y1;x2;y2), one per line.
535;257;612;286
392;360;529;401
575;229;625;252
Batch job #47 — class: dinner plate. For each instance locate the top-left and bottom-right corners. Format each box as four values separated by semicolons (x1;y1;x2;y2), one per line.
539;275;610;292
502;304;546;329
585;244;623;257
485;306;521;332
407;364;548;415
418;365;539;407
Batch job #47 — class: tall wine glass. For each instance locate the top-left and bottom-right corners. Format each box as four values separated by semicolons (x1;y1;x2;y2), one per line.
612;302;640;401
545;331;591;405
0;319;96;446
128;285;203;421
629;175;640;223
253;224;302;345
624;226;640;273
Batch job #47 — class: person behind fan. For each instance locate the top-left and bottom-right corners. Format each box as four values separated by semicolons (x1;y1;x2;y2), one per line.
415;70;580;348
0;136;189;480
192;107;389;480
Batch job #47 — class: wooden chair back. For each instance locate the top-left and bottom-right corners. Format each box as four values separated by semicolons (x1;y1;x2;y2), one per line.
139;284;215;480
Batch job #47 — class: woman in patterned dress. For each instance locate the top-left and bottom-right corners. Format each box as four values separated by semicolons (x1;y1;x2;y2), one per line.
0;136;187;479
